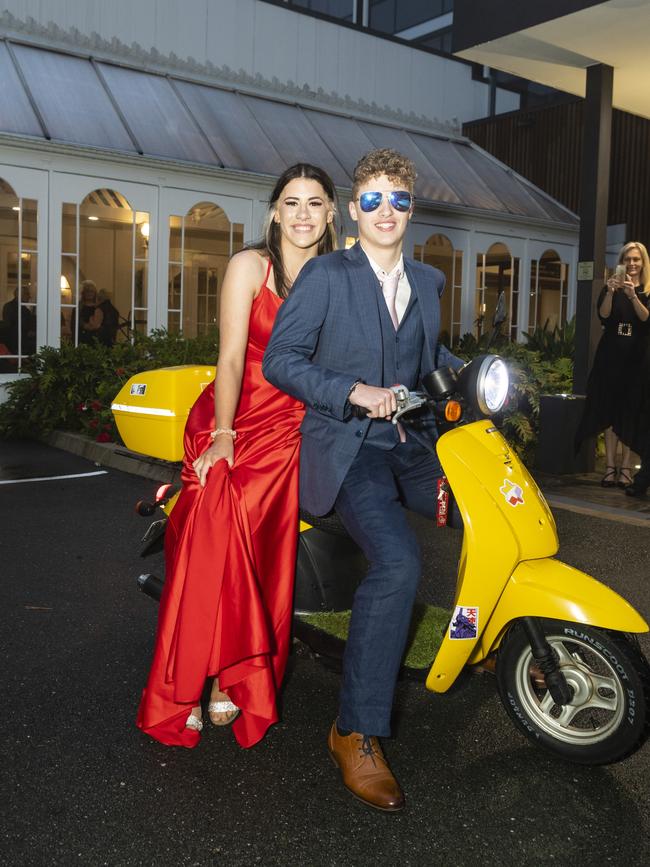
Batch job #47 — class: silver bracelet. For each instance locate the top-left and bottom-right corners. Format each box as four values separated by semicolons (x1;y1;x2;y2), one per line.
210;427;237;440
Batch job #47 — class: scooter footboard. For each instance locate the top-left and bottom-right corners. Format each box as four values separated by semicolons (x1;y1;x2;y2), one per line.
469;558;649;662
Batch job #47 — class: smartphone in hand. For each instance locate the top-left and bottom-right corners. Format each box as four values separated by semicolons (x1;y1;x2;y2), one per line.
615;263;626;285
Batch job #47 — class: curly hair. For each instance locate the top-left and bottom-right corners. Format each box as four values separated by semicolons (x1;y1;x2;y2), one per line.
352;148;417;198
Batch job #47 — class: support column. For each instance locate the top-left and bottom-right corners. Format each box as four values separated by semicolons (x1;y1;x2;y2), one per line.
573;63;613;395
537;63;612;475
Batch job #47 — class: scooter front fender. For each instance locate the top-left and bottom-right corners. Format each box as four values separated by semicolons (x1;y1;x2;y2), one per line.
426;557;648;693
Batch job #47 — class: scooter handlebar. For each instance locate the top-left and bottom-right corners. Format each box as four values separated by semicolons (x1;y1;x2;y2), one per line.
349;385;429;423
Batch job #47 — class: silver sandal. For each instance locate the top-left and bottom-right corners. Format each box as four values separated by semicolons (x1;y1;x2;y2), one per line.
208;699;240;726
185;711;204;732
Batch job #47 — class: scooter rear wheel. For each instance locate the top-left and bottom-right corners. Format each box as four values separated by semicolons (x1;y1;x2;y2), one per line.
496;618;650;765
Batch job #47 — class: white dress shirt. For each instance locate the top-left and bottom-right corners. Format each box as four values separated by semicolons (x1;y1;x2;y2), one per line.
362;248;412;324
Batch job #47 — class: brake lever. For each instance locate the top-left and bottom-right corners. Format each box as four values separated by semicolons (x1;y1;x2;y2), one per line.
391;387;429;425
350;386;429;421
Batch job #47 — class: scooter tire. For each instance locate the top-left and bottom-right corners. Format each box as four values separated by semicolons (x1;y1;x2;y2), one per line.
495;618;650;765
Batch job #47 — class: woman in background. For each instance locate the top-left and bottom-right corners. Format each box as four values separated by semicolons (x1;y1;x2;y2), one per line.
576;241;650;487
137;164;337;748
76;281;104;344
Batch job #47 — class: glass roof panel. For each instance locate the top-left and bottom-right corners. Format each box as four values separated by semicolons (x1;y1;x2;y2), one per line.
519;181;577;224
452;143;549;219
408;133;505;212
301;110;376;178
1;43;575;228
0;42;44;137
12;44;135;151
172;81;286;176
358;121;463;205
241;96;350;186
97;63;216;163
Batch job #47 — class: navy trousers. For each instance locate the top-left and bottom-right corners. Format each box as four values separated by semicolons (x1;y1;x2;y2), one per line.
334;437;443;736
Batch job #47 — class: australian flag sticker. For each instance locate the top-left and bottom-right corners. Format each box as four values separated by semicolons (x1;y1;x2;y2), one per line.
449;605;479;640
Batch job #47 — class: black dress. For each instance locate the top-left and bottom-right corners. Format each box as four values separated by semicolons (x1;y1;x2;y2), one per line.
576;285;650;452
73;303;100;345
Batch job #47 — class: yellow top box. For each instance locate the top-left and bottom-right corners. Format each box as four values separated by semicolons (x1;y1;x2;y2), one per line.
111;365;215;462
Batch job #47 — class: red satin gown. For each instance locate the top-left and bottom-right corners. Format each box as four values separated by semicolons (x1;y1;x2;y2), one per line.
136;261;304;748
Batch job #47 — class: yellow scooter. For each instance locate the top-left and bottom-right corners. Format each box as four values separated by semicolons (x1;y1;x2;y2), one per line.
113;354;650;765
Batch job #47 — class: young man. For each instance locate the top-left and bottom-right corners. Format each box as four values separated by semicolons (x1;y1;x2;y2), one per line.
263;149;463;812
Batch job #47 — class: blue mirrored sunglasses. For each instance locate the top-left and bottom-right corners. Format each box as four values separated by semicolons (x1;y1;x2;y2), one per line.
358;190;413;213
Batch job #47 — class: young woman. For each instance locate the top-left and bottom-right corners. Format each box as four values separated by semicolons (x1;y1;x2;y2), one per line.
576;241;650;486
136;164;337;748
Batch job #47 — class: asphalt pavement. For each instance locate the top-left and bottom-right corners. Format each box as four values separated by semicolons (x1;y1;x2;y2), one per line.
1;439;650;866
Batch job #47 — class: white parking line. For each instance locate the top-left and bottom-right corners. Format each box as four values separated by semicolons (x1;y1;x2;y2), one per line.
0;470;108;485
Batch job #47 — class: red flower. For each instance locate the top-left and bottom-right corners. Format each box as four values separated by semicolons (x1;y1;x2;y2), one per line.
115;367;126;376
89;418;99;429
90;400;102;411
77;402;87;412
96;432;111;443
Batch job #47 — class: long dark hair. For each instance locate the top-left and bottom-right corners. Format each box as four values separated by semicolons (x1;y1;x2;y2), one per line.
251;164;338;299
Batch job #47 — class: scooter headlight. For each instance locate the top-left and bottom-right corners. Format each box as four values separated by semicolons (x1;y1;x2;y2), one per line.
456;354;509;417
476;356;509;415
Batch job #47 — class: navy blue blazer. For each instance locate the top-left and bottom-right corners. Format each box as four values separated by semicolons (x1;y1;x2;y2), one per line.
263;242;463;515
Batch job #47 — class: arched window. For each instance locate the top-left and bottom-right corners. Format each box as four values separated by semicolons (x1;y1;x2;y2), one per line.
414;233;462;344
476;242;520;340
168;202;244;336
61;189;149;346
529;249;569;332
0;178;38;371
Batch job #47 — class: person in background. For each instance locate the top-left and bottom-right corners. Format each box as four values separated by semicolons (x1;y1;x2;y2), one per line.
2;286;36;355
575;242;650;488
75;281;104;345
137;163;337;749
97;289;120;347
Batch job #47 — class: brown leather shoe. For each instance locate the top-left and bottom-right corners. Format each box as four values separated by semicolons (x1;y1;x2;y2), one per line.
327;722;405;812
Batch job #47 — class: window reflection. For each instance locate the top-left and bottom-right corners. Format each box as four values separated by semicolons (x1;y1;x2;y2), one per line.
529;249;569;332
476;242;519;339
369;0;452;33
414;233;462;344
291;0;354;20
0;180;38;371
168;203;244;337
61;190;149;345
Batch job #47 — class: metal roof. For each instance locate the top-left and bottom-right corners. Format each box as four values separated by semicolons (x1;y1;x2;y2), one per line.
0;39;578;229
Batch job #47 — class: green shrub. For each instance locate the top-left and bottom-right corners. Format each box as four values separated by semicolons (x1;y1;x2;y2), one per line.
453;324;574;463
0;330;218;443
522;317;576;361
2;318;575;466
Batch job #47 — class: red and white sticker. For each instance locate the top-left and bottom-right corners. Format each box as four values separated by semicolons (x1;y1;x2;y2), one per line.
500;478;524;507
436;476;450;527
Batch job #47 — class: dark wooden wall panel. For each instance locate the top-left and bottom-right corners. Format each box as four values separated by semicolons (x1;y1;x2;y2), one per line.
464;101;650;246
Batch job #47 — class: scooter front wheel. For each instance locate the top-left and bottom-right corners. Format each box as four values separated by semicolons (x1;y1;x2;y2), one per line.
496;618;650;765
